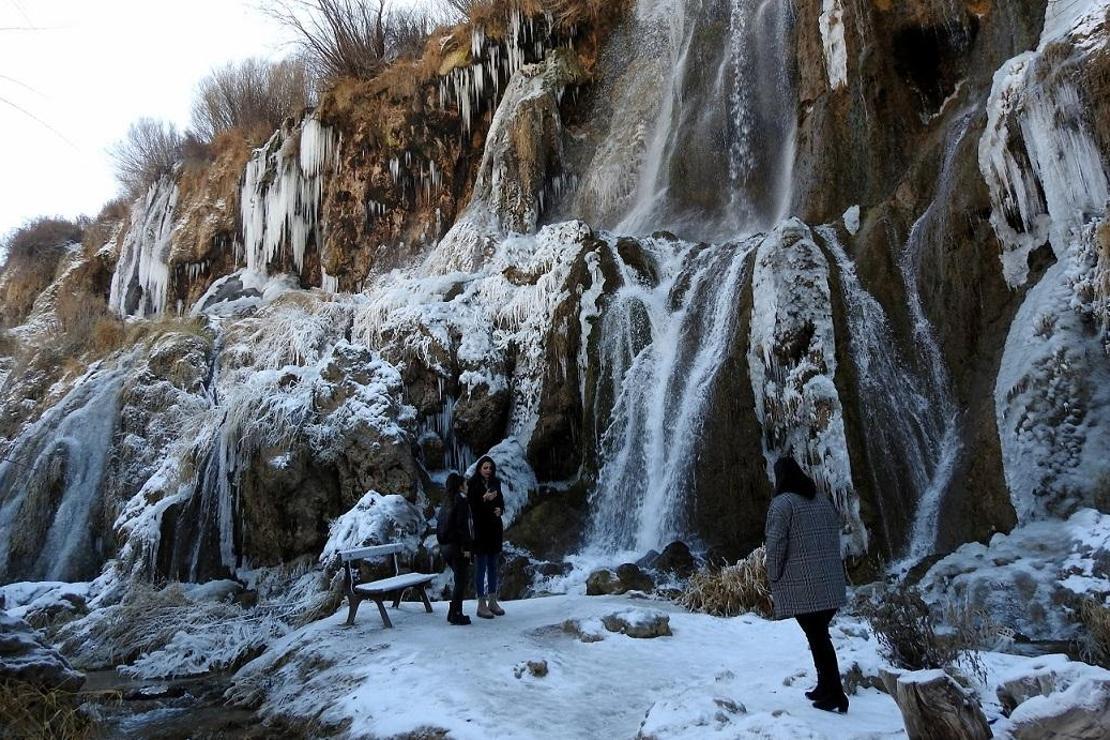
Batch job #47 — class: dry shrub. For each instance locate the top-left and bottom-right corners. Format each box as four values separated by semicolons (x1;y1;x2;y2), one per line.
1;217;84;326
1079;598;1110;668
108;118;183;198
859;585;993;682
0;679;98;740
190;57;311;143
678;546;773;618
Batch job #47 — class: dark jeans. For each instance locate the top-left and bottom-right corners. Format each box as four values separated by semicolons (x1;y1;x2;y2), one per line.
474;552;499;596
449;551;469;616
796;608;844;698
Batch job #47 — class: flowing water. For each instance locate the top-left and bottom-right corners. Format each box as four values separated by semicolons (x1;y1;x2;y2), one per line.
587;235;756;553
575;0;796;241
817;226;957;558
0;362;129;581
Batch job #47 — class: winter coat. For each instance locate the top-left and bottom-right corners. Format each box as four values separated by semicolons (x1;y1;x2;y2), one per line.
467;474;505;555
764;491;847;620
442;491;475;556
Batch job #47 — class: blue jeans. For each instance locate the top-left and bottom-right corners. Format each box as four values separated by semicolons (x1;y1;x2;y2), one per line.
474;553;499;596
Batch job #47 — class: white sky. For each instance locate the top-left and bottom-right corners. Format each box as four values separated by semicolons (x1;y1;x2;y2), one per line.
0;0;430;241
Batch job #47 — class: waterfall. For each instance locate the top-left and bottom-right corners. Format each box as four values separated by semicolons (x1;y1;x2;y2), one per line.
817;225;956;557
588;0;795;240
0;362;128;582
587;235;756;554
893;115;973;561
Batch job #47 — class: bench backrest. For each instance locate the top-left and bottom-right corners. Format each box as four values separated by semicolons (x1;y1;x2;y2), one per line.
339;544;404;562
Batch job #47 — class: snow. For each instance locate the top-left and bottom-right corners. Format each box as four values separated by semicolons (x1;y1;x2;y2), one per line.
917;508;1110;641
319;492;425;564
232;594;907;739
994;224;1110;522
0;581;91;619
819;0;848;91
842;205;860;235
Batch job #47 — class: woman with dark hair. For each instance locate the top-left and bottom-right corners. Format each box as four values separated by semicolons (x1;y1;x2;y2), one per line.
441;472;474;625
468;455;505;619
764;455;849;713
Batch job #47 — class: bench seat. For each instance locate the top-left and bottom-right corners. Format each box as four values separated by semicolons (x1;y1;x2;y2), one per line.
353;572;436;596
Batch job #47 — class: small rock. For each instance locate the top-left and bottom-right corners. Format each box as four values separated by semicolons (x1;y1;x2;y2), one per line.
616;563;655;592
586;568;620;595
601;608;672;639
1007;676;1110;739
562;619;606;643
513;659;549;679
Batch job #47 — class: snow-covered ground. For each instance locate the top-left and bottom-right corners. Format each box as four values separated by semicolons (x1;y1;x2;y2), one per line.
235;593;904;738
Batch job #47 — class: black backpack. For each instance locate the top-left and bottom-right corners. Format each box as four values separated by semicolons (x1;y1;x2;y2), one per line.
436;500;453;546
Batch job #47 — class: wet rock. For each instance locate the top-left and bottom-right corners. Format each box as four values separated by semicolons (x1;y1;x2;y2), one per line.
616;563;655;593
0;613;84;691
506;483;589;561
653;541;697;578
602;609;672;639
452;384;510;455
586;568;620;595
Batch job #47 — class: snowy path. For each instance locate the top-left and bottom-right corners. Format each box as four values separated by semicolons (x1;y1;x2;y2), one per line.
241;594;907;738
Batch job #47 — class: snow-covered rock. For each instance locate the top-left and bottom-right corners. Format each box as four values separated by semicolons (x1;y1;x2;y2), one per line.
0;612;84;690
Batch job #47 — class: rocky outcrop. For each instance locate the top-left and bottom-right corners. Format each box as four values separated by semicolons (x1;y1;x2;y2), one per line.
0;612;84;691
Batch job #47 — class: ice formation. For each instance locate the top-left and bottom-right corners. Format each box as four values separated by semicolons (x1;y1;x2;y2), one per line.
109;177;178;317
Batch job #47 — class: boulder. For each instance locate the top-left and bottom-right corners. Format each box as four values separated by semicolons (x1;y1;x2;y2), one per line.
889;669;991;740
562;618;606;643
0;613;84;691
601;608;672;639
1007;677;1110;739
586;563;655;595
653;541;697;578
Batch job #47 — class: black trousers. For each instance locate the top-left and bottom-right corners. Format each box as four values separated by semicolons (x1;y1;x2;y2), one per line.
795;608;844;697
449;551;470;616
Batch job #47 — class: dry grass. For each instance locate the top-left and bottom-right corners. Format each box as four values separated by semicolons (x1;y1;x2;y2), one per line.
677;546;773;618
0;679;105;740
1079;598;1110;668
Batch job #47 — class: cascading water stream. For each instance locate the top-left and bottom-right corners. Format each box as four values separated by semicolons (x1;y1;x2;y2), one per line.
0;361;130;581
893;115;975;562
610;0;796;240
587;236;756;554
816;226;956;557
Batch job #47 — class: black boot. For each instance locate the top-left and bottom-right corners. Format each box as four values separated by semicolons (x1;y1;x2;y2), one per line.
812;694;849;713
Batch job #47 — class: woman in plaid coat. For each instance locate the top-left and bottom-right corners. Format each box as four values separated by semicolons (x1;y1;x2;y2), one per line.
764;456;849;713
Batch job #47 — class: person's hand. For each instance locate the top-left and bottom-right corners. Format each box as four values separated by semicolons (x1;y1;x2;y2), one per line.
463;550;471;560
483;491;496;502
494;508;502;517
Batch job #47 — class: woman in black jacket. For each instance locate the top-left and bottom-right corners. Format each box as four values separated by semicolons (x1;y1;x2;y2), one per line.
468;455;505;619
764;455;849;713
442;472;474;625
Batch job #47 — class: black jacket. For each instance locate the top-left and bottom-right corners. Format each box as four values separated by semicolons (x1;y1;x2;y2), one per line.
467;474;505;555
444;491;475;551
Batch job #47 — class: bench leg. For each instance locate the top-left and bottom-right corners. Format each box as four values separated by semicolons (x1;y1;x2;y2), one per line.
345;595;363;626
418;586;433;614
375;598;393;629
392;591;403;609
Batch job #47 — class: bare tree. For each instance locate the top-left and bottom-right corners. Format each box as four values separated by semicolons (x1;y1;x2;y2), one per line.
108;118;183;198
190;57;310;142
266;0;390;80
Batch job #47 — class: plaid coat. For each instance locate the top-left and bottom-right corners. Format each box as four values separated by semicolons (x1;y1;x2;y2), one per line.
764;491;847;619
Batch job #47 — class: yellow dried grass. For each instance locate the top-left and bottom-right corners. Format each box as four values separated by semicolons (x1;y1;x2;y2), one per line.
678;546;773;619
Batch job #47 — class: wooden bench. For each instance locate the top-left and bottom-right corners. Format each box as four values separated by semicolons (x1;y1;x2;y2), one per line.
340;544;436;628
